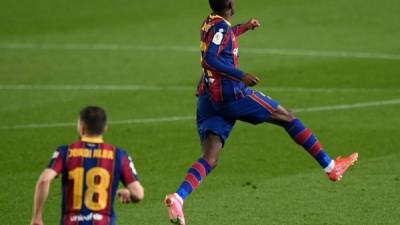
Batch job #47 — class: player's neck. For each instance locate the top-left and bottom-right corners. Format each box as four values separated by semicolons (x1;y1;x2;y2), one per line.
212;12;231;21
80;134;104;143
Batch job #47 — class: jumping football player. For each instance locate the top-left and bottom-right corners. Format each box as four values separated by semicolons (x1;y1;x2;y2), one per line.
164;0;358;224
30;106;144;225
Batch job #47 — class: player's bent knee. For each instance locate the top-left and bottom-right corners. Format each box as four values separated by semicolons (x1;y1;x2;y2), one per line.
287;111;297;121
273;105;297;122
204;131;223;143
202;153;219;168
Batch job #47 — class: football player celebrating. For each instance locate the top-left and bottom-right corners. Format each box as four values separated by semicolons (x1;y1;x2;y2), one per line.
164;0;358;224
30;106;144;225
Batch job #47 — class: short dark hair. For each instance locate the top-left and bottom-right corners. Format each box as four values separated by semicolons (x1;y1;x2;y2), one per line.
209;0;230;12
79;106;107;135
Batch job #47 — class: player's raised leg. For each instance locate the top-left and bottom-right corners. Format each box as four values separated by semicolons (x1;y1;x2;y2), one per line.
267;105;358;181
165;132;222;225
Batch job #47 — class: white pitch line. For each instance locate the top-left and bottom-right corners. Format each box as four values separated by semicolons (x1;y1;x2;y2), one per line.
268;87;400;93
0;84;193;91
246;48;400;61
1;43;400;60
1;84;400;94
292;98;400;113
0;116;196;130
1;98;399;130
109;116;195;125
0;43;198;52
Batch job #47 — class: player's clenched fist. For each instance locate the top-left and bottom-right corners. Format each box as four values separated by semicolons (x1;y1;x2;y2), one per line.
246;18;261;30
117;188;132;204
242;73;260;86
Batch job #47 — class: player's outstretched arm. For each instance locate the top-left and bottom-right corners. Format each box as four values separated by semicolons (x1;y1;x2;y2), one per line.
30;169;57;225
117;181;144;203
232;18;261;36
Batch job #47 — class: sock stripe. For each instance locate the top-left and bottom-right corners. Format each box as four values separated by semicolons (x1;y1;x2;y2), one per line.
304;135;317;150
309;141;322;156
176;157;213;201
188;168;202;181
185;173;200;189
192;162;207;179
180;181;193;195
286;124;296;133
294;128;312;145
286;119;304;137
198;158;212;174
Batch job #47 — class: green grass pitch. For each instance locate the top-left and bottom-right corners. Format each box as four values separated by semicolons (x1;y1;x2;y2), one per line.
1;0;400;224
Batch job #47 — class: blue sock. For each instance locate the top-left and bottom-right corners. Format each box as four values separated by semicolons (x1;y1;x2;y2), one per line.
285;119;333;169
176;158;212;201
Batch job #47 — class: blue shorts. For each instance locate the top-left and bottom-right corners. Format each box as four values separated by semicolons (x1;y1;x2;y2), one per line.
196;91;279;145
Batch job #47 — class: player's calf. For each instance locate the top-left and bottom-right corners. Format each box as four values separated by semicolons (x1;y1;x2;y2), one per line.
201;132;223;168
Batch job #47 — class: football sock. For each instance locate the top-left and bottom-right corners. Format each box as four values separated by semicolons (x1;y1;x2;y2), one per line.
176;157;212;201
285;119;334;172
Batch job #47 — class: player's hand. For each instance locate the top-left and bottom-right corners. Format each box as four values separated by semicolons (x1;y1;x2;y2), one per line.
117;188;132;204
242;73;260;87
246;18;261;30
30;218;43;225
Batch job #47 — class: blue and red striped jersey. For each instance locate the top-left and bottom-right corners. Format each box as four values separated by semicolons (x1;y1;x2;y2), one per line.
197;14;252;103
47;136;138;225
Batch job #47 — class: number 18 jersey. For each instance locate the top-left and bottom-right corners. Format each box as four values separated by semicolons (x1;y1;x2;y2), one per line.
47;136;139;225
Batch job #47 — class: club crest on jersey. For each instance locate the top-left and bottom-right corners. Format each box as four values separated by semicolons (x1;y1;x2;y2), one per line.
212;29;224;45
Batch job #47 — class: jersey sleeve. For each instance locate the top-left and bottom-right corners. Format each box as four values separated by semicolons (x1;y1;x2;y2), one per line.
203;22;245;79
47;146;66;175
232;24;249;36
120;152;139;186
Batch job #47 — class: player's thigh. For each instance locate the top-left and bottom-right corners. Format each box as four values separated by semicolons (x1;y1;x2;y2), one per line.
197;95;235;145
225;91;279;125
197;116;235;145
